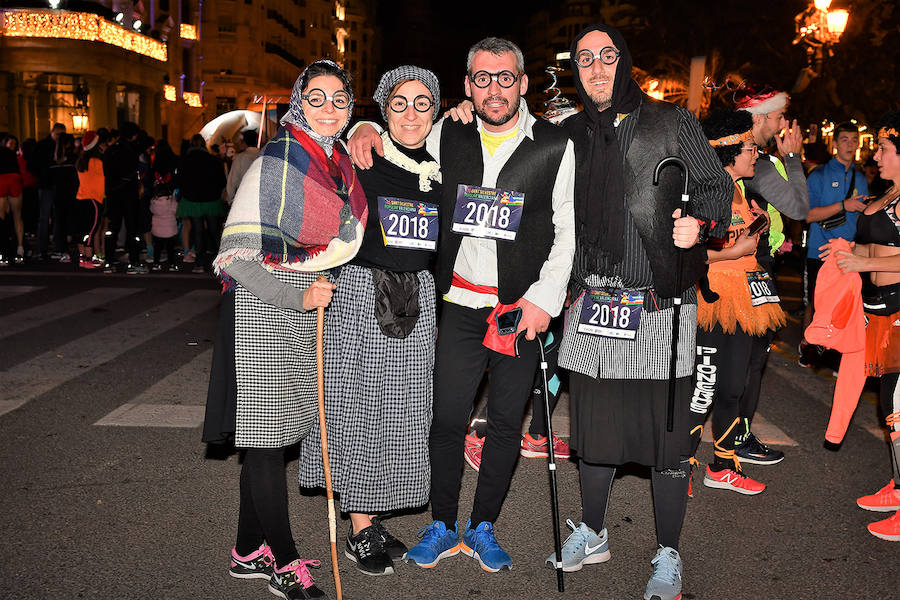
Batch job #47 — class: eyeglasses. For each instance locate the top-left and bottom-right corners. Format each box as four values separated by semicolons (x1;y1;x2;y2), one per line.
388;94;435;113
575;47;620;68
468;70;519;89
300;88;351;109
741;144;758;153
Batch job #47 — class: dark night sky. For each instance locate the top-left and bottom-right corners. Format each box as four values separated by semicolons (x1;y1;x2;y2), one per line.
371;0;899;123
374;0;811;87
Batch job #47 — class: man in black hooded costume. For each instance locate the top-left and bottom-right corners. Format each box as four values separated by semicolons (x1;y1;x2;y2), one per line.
553;24;731;600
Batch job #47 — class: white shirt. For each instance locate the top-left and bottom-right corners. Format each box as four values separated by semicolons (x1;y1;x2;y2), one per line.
427;99;576;317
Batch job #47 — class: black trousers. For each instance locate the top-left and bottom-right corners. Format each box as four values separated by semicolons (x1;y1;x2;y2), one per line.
429;301;540;526
692;323;765;464
105;184;141;264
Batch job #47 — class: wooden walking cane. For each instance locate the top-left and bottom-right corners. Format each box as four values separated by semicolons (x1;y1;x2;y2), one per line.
315;290;342;600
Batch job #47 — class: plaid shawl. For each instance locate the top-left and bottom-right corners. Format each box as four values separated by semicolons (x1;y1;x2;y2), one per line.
214;124;368;279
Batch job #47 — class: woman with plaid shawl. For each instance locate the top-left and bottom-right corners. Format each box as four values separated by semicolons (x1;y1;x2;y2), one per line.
202;60;368;600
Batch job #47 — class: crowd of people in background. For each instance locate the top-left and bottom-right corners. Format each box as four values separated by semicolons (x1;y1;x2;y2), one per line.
0;122;260;273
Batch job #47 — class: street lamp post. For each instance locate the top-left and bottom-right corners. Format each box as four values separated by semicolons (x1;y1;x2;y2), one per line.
793;0;848;119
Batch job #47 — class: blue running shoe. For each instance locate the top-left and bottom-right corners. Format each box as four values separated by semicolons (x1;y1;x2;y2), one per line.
643;546;683;600
460;519;511;572
403;520;459;568
545;519;610;572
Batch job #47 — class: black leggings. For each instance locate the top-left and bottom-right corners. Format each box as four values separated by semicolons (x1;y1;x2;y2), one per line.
580;459;690;550
691;323;767;468
235;448;300;568
152;235;177;264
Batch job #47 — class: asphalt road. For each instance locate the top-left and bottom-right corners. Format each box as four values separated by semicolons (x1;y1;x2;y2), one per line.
0;263;896;600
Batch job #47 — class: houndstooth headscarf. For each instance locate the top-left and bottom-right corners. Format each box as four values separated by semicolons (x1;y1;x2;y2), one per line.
281;59;355;156
373;65;441;122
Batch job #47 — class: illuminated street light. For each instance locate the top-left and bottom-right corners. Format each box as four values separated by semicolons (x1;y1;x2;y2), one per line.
115;12;124;23
826;9;848;38
132;19;142;31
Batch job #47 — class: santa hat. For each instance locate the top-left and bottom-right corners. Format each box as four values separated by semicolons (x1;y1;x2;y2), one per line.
734;84;788;115
81;130;99;151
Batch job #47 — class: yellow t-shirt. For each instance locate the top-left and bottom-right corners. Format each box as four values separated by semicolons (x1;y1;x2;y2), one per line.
479;127;518;156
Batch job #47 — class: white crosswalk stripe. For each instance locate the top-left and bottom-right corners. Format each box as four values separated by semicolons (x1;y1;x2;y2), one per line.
0;287;141;338
0;285;44;300
0;289;220;417
95;349;213;427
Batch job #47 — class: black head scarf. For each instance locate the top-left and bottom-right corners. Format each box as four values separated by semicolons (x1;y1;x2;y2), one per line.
569;24;643;265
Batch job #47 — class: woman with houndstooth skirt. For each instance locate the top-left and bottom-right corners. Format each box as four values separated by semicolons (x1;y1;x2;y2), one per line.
299;66;443;577
202;60;368;600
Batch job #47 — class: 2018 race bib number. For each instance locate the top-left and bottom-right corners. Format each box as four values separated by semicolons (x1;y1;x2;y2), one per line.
577;289;644;340
451;184;524;241
746;271;779;306
378;196;438;251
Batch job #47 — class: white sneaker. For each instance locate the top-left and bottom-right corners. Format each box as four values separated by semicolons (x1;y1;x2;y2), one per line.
545;519;610;572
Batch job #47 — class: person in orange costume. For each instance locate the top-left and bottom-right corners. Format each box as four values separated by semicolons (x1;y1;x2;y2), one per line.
821;111;900;541
690;109;786;496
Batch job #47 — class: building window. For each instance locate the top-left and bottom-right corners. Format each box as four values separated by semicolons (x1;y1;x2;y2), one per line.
216;97;237;114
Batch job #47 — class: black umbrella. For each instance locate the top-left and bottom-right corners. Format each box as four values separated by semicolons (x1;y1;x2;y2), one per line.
653;156;691;432
515;331;564;592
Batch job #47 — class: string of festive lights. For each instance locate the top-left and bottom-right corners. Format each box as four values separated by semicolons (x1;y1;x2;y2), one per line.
183;91;202;107
0;9;167;61
179;23;197;40
163;84;177;102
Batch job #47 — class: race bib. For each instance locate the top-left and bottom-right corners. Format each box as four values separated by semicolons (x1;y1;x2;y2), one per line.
747;271;780;306
577;289;644;340
451;184;524;241
378;196;439;251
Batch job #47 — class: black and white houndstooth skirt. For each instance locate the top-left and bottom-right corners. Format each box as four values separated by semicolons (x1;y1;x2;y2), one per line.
233;269;320;448
299;264;435;513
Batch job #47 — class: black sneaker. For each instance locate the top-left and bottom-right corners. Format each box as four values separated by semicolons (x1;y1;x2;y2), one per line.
268;558;326;599
734;432;785;465
345;525;394;575
372;516;408;561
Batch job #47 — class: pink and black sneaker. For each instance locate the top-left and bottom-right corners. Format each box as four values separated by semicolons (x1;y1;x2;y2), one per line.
229;543;275;580
269;558;326;599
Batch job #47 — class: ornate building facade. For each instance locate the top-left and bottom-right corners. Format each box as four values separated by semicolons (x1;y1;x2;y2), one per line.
0;0;378;144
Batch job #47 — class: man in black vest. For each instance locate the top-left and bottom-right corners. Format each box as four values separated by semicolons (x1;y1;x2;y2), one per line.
551;25;731;600
349;38;575;572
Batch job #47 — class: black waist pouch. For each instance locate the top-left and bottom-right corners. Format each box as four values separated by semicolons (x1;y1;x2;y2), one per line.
862;280;900;316
372;268;420;339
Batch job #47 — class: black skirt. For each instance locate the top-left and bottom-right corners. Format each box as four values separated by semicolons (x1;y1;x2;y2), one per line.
569;373;693;469
202;290;237;445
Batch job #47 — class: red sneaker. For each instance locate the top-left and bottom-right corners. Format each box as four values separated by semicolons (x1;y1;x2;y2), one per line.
464;431;483;472
867;509;900;541
857;480;900;512
520;432;571;459
702;465;765;495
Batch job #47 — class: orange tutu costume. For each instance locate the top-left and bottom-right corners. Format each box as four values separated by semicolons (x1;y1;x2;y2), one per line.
697;184;785;336
698;268;786;335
